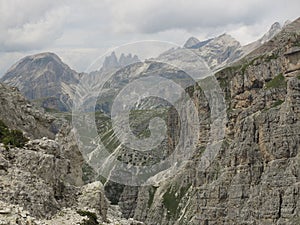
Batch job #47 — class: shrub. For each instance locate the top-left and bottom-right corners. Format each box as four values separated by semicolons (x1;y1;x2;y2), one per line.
148;186;158;208
77;210;99;225
265;73;286;89
0;120;28;148
272;100;284;108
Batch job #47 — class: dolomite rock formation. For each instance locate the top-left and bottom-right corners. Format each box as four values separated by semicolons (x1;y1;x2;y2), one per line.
130;17;300;225
0;16;299;225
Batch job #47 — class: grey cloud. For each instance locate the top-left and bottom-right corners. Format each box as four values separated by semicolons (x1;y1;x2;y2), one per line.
109;0;300;34
2;0;299;53
0;0;70;52
0;0;299;75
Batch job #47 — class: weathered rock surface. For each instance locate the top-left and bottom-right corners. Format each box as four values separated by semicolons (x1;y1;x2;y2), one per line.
0;83;57;139
1;17;299;225
130;17;300;225
0;82;144;224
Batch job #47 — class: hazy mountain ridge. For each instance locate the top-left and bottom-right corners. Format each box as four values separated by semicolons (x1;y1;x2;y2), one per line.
181;22;283;70
0;22;282;114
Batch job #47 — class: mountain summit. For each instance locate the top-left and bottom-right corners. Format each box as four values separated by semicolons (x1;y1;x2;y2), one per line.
101;52;140;71
259;22;282;44
0;52;80;111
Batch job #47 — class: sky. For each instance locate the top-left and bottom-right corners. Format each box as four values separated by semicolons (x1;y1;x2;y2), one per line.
0;0;299;75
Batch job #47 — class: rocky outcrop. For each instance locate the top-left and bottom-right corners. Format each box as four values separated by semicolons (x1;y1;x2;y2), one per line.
0;83;57;139
55;124;84;187
0;139;77;218
78;181;109;220
0;83;145;225
0;104;85;218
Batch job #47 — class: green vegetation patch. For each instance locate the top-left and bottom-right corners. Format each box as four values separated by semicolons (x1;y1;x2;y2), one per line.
265;73;287;89
272;100;284;108
0;120;28;148
77;210;99;225
162;184;191;219
264;52;279;62
148;186;158;208
82;162;96;184
217;76;230;89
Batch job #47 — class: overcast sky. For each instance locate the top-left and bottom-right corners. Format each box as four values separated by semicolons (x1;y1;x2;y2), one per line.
0;0;299;75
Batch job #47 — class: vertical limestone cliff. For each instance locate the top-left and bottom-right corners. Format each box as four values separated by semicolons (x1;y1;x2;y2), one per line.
131;18;300;225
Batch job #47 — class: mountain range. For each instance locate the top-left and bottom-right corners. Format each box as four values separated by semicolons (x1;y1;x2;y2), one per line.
0;18;300;225
0;22;283;112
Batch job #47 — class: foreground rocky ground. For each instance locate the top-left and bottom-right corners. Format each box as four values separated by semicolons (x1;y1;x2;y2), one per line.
0;84;143;225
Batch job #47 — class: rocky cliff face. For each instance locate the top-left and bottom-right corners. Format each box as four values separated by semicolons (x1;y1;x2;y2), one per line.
0;52;80;112
75;17;299;225
130;17;300;225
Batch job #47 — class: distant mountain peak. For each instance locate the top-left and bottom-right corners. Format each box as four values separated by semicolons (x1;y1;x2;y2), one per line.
184;37;200;48
6;52;63;74
101;51;140;71
22;52;64;66
215;33;240;44
28;52;60;59
119;53;139;67
259;22;282;44
271;22;281;29
183;36;213;49
0;52;79;112
102;52;119;70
